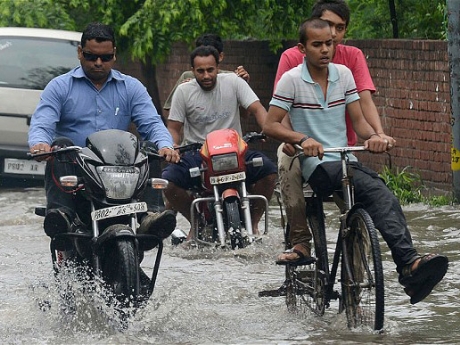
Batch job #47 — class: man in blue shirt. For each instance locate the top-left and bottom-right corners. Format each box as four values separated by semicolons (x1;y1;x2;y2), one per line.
28;23;180;251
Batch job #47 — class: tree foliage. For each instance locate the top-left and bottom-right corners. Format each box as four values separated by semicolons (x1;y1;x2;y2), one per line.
0;0;76;30
1;0;447;64
0;0;448;109
347;0;447;40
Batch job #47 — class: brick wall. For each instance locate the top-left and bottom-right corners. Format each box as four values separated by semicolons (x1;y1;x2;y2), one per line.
352;39;451;191
118;39;453;191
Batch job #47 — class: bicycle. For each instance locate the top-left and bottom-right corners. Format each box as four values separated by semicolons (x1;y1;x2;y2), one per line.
260;146;384;331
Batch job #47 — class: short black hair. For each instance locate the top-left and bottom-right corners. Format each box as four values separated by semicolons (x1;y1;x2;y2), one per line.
311;0;350;27
190;45;220;67
195;33;224;53
298;18;330;45
81;22;116;48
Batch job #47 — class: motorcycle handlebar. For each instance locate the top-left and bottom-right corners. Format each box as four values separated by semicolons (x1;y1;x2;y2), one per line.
172;132;267;155
27;145;81;159
142;142;202;160
175;142;203;154
242;132;266;143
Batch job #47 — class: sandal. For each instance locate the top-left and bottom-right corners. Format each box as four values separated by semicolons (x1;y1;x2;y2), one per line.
399;253;448;304
276;244;315;266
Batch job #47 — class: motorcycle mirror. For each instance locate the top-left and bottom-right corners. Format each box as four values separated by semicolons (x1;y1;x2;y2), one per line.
59;175;78;187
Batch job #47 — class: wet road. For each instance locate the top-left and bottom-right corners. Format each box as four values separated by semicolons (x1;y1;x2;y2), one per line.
0;186;459;344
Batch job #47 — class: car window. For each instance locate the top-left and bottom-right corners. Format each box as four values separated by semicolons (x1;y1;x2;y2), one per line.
0;36;79;90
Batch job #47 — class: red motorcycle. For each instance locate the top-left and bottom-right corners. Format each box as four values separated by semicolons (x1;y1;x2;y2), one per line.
175;129;269;249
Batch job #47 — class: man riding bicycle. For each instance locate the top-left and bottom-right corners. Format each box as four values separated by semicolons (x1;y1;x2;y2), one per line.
263;17;448;305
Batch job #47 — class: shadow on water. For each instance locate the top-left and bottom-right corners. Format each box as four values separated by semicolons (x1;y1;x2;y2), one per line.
0;187;459;344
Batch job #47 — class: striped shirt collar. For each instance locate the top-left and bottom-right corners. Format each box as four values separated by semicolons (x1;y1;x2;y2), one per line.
301;57;339;84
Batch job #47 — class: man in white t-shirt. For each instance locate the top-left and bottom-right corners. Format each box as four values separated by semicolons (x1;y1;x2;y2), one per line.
162;45;277;240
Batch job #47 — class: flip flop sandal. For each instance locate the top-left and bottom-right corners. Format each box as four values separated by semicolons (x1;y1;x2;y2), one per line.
399;253;448;287
276;247;316;266
404;273;447;305
399;254;448;304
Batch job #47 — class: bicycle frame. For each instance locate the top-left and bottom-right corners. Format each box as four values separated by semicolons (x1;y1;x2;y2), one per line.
322;147;365;308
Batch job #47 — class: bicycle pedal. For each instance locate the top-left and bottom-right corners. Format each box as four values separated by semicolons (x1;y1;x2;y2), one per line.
277;256;317;266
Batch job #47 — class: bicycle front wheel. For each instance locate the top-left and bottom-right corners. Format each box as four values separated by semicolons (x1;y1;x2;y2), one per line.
342;208;384;331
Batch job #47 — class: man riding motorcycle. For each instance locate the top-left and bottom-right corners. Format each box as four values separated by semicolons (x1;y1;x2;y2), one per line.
28;22;180;251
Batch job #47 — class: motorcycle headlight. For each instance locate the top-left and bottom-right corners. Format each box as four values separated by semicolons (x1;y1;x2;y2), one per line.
96;166;140;200
211;153;238;172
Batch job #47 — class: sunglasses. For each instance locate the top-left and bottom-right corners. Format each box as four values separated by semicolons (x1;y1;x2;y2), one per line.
82;51;115;62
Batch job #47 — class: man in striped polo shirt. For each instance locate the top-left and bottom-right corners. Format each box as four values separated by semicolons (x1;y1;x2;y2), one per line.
263;17;448;304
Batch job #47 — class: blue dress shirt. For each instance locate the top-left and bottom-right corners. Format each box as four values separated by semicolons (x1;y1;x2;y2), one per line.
28;66;173;149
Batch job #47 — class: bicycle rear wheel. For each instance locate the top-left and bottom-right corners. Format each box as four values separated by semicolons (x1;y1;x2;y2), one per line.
305;196;328;316
284;196;327;316
283;222;319;316
342;207;384;331
283;223;305;314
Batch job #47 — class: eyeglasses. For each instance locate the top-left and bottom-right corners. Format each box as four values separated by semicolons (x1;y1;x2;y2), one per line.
82;51;114;62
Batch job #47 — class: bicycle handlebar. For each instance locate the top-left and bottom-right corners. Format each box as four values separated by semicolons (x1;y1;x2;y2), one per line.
322;146;366;153
294;144;367;154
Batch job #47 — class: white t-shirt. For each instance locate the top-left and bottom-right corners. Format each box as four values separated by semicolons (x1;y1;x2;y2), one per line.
169;73;259;144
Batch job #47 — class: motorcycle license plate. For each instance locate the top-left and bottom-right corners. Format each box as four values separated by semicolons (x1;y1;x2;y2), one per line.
91;202;148;221
210;171;246;185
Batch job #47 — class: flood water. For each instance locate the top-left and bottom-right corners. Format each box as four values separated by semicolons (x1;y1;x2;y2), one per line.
1;185;459;344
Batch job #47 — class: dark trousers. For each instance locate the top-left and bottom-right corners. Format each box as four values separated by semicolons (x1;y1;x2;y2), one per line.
308;161;419;274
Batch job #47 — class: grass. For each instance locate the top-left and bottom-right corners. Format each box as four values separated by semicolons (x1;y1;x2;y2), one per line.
378;166;453;206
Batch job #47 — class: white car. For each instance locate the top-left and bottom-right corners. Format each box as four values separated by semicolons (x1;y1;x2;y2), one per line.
0;27;81;182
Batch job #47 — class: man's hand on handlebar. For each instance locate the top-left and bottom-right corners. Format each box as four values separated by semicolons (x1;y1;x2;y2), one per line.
379;133;396;151
159;147;180;163
284;137;324;160
29;143;52;162
299;137;324;160
365;135;391;153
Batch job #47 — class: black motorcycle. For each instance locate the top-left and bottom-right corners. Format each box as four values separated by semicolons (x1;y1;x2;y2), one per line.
30;129;170;314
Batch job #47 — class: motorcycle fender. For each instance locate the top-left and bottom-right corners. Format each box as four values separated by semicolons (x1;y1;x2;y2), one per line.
222;189;240;200
95;224;135;252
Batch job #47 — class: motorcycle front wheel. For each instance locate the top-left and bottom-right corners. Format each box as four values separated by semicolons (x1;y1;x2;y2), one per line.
102;237;139;308
224;198;243;249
